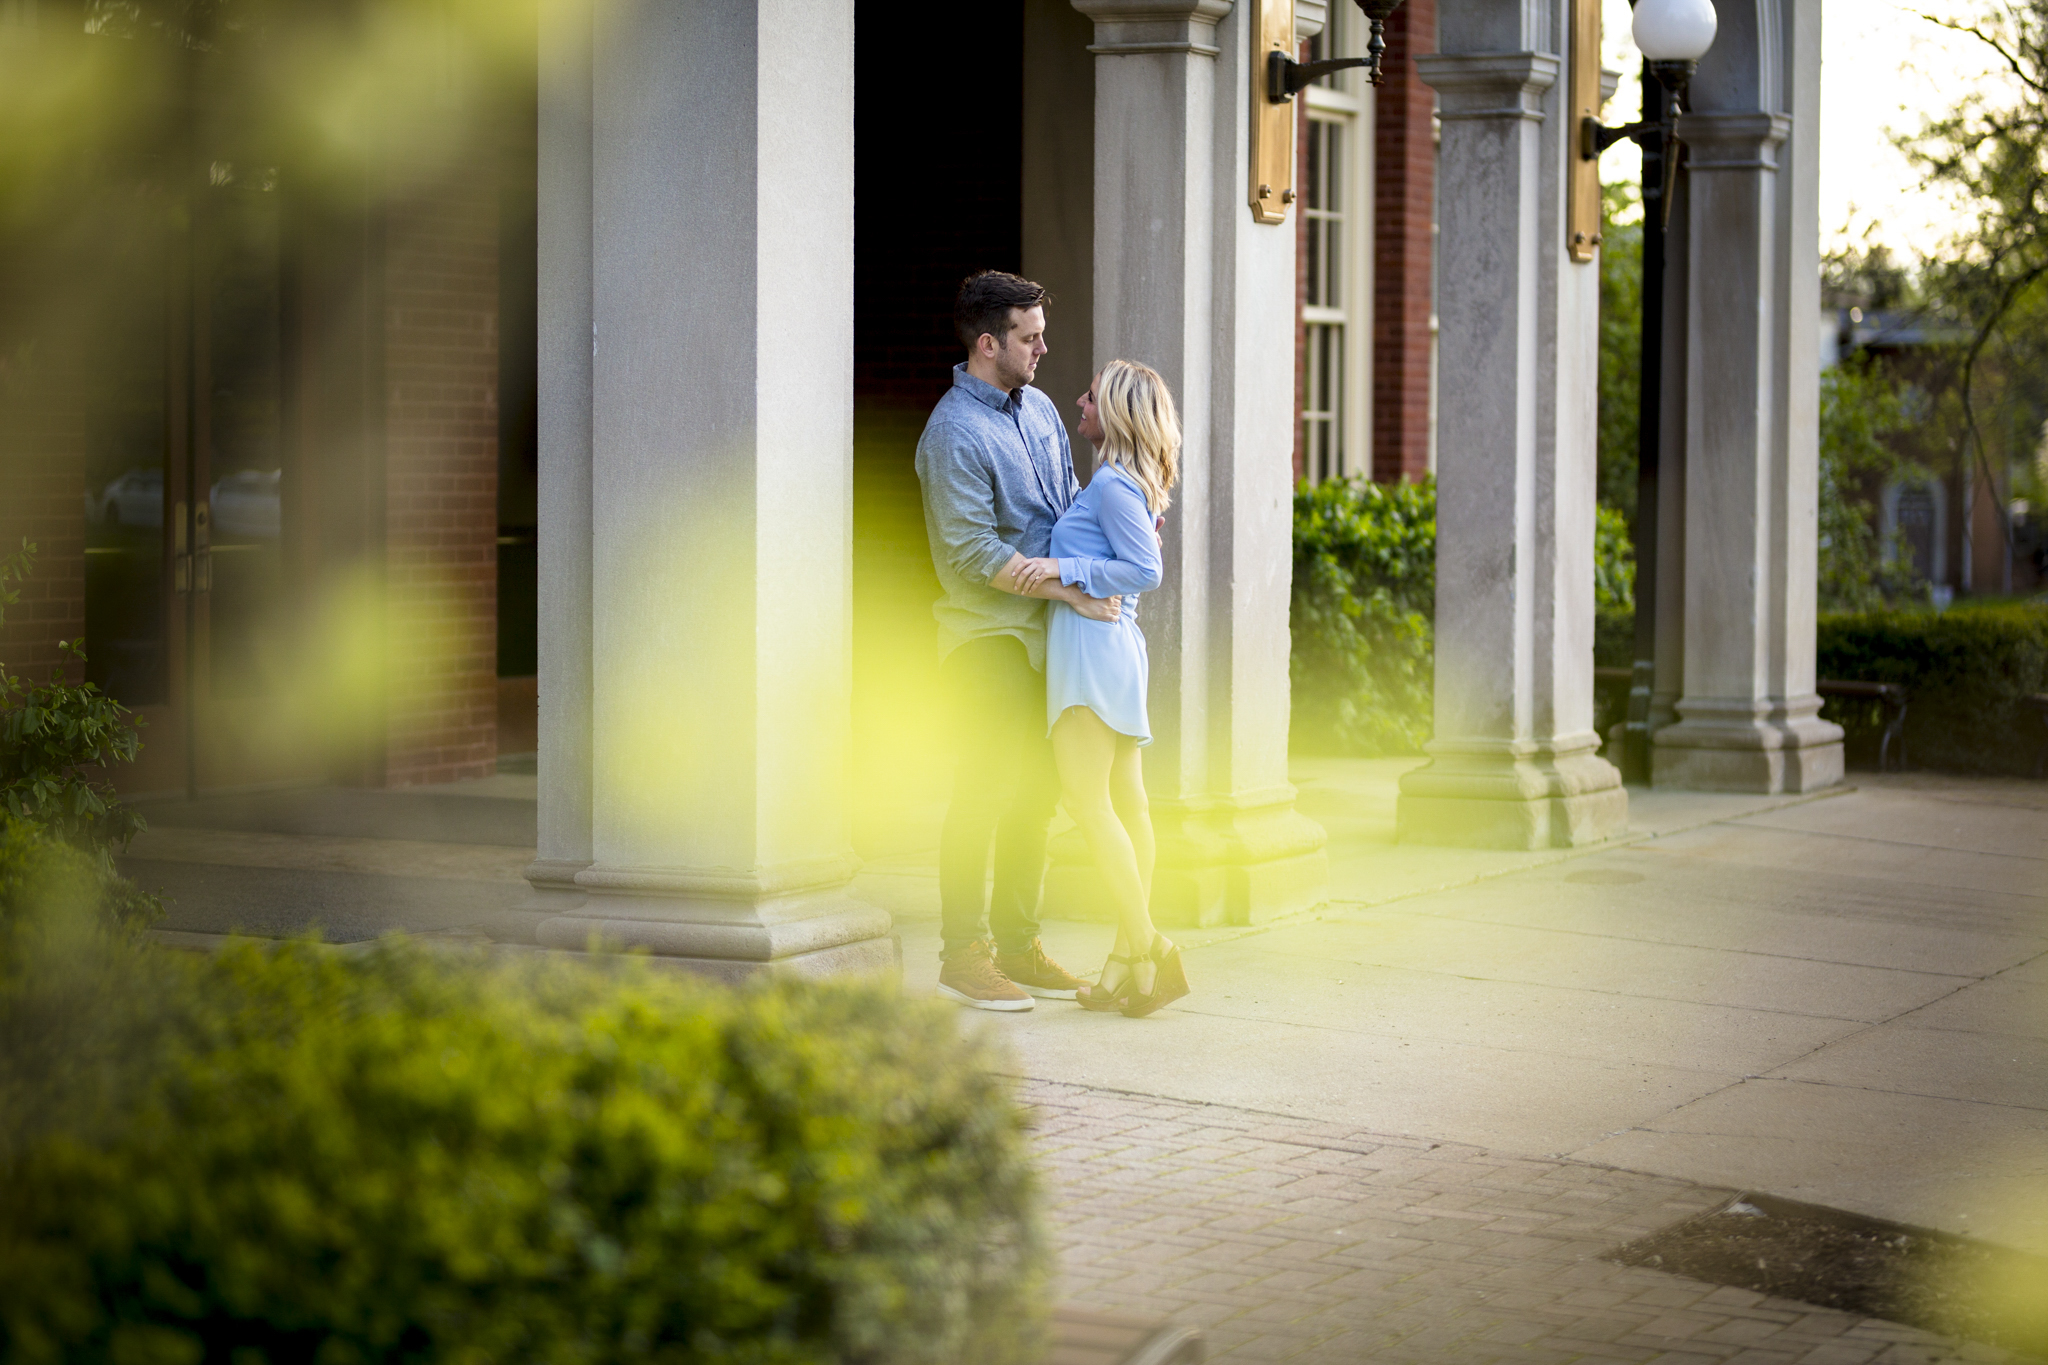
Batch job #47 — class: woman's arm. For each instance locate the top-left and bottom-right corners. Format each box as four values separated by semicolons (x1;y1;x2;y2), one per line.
1056;474;1164;598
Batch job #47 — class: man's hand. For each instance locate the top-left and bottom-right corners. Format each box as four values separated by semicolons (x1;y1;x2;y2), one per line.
1071;592;1121;623
991;553;1120;621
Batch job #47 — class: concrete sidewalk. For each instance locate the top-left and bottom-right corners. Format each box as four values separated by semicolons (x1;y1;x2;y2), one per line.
872;767;2048;1259
128;761;2048;1360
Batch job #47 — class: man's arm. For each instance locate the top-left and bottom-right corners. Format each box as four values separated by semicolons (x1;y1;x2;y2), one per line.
991;553;1121;622
918;429;1025;586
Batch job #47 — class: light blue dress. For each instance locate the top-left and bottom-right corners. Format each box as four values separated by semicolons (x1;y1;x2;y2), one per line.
1045;463;1164;743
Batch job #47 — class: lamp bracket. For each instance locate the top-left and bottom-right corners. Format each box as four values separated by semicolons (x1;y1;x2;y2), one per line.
1266;51;1371;100
1581;116;1656;160
1264;5;1397;102
1577;57;1696;226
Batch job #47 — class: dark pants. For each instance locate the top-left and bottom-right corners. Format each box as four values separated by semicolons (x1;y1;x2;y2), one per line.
938;634;1059;957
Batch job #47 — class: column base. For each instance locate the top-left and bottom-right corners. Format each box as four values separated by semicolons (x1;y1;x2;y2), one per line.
501;860;898;981
1652;698;1844;793
1396;740;1628;850
1044;790;1329;928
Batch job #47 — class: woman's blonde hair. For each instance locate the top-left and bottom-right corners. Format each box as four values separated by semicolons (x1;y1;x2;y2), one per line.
1092;359;1182;514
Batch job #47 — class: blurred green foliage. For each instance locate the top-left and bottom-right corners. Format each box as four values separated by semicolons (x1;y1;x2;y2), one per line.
1594;504;1636;614
1818;601;2048;775
1290;477;1436;755
0;544;152;881
1289;477;1637;755
1598;183;1644;524
1817;360;1918;612
1894;1;2048;578
0;931;1046;1365
0;816;162;970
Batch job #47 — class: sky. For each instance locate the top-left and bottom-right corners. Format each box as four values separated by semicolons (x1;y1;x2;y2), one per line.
1597;0;2011;257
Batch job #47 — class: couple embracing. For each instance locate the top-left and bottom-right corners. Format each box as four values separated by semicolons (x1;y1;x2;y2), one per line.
915;270;1189;1018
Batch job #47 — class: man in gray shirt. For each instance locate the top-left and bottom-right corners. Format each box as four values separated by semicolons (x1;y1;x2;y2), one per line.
916;271;1118;1011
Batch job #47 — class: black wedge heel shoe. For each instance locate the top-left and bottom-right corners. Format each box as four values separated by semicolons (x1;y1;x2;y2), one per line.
1121;936;1189;1018
1078;953;1136;1011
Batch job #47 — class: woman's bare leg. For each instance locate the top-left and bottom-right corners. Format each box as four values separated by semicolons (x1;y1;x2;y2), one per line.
1053;706;1161;994
1109;737;1154;910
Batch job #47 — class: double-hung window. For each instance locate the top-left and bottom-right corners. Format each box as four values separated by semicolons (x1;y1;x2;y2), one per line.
1299;5;1374;482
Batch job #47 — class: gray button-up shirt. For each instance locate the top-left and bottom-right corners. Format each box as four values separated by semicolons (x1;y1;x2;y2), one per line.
915;363;1080;670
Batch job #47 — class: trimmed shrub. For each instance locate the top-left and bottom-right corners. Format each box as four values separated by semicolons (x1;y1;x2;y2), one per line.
1817;601;2048;775
1594;608;1637;672
0;939;1045;1365
1290;480;1637;754
1290;477;1435;755
0;816;161;962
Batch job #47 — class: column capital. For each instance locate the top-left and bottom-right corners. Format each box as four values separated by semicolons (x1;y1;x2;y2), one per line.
1415;50;1558;121
1678;111;1790;171
1073;0;1233;56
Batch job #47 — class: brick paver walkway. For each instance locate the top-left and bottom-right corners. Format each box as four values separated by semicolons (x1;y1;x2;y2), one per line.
1025;1080;2030;1365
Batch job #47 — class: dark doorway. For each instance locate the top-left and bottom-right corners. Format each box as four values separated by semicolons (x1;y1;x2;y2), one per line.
497;52;540;762
851;1;1024;853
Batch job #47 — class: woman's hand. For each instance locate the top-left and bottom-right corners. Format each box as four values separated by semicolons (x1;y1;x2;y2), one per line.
1011;557;1061;593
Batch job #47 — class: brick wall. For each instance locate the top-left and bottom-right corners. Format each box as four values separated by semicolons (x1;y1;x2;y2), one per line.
0;354;87;684
379;159;501;787
1371;0;1435;484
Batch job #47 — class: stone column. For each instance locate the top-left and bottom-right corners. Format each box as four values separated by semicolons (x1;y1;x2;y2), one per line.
1652;0;1842;792
1396;4;1628;849
1049;0;1326;926
529;0;596;912
526;0;892;977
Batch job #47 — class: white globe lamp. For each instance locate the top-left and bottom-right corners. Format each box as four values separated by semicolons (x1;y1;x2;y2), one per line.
1581;0;1720;225
1632;0;1718;63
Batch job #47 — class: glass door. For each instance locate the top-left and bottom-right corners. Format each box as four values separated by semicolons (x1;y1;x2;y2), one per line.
80;167;185;795
82;40;320;797
183;62;317;793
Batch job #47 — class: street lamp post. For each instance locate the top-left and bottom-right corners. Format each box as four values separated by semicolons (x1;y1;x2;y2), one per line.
1583;0;1718;784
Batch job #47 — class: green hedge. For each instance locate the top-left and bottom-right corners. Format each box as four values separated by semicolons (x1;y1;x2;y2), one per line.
1290;477;1436;755
1817;601;2048;775
1594;607;1637;672
0;921;1045;1364
1290;478;1635;754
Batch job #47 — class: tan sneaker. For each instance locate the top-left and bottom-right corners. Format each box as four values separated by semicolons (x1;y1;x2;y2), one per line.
937;941;1034;1012
996;939;1087;1000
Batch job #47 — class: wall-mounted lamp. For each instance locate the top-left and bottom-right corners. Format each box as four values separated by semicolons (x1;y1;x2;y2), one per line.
1581;0;1718;227
1251;0;1407;224
1266;0;1408;102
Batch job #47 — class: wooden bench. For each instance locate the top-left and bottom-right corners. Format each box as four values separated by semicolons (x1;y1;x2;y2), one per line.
1818;679;1908;772
1049;1306;1203;1365
2023;693;2048;779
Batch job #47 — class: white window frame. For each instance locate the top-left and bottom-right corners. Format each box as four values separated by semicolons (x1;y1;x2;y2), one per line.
1301;9;1375;481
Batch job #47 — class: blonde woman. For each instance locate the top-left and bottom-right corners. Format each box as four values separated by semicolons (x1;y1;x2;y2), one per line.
1013;359;1187;1016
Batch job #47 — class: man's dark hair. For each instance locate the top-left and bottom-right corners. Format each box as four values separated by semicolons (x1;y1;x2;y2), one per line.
954;271;1048;352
